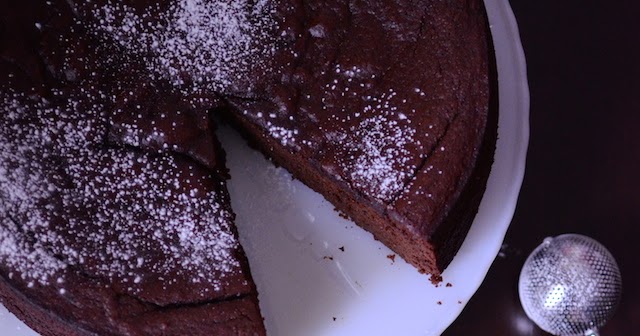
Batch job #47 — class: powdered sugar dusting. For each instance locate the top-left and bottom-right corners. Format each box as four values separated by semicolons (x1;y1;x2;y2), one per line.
348;114;416;199
0;91;239;293
111;121;169;149
0;93;101;286
267;124;298;147
330;89;420;202
91;0;277;92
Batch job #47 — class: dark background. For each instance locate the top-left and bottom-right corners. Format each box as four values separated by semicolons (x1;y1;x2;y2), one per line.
443;0;640;334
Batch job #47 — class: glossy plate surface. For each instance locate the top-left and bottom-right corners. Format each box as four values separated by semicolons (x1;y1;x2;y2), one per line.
0;0;529;334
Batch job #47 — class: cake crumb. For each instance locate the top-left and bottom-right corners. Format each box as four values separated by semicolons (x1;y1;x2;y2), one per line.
386;254;396;263
338;246;345;252
437;301;442;305
323;256;334;261
429;274;443;285
335;209;351;220
446;282;452;287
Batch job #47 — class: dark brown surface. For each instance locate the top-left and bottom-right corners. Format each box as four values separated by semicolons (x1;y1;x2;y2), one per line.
444;0;640;334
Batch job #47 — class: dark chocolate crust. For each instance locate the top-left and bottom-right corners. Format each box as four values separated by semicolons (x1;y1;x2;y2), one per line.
1;0;495;334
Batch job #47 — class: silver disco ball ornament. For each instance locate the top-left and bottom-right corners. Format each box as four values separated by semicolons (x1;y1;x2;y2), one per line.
518;234;622;336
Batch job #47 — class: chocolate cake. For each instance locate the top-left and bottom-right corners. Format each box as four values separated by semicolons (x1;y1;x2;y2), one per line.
0;0;495;335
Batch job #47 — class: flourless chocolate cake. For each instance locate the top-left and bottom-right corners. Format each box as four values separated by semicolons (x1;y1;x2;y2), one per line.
0;0;496;335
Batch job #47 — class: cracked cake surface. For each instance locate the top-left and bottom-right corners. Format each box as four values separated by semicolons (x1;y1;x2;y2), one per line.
0;0;495;334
